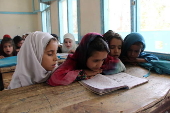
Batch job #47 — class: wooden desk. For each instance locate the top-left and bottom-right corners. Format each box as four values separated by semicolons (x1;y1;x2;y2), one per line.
0;66;16;90
0;65;170;113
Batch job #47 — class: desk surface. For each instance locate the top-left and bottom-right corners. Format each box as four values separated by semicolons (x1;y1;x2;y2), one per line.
0;65;170;113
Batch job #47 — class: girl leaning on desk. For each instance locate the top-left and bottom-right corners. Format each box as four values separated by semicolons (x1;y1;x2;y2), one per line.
47;32;125;86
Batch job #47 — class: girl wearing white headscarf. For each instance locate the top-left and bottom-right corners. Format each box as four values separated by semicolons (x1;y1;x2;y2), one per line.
8;31;58;89
61;33;78;53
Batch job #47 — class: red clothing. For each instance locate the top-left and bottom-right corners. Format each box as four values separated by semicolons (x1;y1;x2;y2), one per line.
102;54;126;75
47;54;80;86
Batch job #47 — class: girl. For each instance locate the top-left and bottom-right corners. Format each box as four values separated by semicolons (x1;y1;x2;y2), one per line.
61;33;78;53
47;32;119;86
120;32;159;65
0;38;17;59
13;35;24;52
8;31;58;89
102;30;126;74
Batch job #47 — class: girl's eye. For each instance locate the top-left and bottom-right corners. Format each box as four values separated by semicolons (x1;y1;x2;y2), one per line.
48;54;53;56
93;60;98;62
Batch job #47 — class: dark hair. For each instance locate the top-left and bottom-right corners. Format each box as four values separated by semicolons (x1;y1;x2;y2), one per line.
0;38;16;57
13;35;24;49
51;34;59;41
103;30;123;48
86;36;109;59
107;33;123;46
76;36;109;69
103;30;115;38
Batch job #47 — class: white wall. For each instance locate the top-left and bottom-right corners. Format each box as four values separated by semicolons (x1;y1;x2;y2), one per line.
0;0;102;39
80;0;101;36
50;1;59;35
50;0;102;38
0;0;39;38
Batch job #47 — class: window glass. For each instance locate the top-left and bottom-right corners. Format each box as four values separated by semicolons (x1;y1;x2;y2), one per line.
71;0;78;41
59;0;78;43
138;0;170;53
104;0;131;38
41;3;51;33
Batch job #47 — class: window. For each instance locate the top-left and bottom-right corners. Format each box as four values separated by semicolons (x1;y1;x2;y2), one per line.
137;0;170;53
41;3;51;33
59;0;78;43
103;0;131;38
103;0;170;54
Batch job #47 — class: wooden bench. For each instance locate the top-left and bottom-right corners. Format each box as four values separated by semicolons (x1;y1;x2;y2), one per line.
0;65;170;113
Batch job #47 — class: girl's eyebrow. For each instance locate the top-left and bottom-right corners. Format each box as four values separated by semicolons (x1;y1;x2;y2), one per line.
47;50;55;52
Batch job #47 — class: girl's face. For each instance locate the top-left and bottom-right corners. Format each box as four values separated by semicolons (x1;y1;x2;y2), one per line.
109;38;122;58
64;38;73;49
17;40;24;48
41;40;58;71
127;44;142;60
86;51;108;71
3;43;14;56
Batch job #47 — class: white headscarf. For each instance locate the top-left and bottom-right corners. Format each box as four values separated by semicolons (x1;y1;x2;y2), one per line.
61;33;78;53
8;31;54;89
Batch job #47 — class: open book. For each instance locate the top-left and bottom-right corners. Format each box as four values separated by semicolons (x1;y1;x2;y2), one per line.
79;72;149;95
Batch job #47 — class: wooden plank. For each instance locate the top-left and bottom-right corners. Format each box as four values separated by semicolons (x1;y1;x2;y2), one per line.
0;65;170;113
1;72;13;89
0;66;16;73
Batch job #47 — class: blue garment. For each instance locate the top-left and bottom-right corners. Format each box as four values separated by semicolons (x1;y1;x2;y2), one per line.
0;56;17;68
140;60;170;75
121;32;159;62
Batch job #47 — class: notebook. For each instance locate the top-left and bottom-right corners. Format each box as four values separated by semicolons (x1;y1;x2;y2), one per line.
79;72;149;95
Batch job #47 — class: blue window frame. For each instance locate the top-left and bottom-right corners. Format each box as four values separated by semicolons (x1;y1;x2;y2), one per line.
59;0;78;43
103;0;170;56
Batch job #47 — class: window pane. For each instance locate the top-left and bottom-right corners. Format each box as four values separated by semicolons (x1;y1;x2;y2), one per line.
72;0;78;41
46;9;51;34
105;0;131;38
59;0;68;43
42;11;47;32
139;0;170;53
62;0;68;34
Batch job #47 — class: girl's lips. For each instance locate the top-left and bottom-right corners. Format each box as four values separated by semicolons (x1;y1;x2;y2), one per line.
52;64;56;67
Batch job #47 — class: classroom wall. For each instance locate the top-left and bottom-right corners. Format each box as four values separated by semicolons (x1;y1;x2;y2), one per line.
50;0;102;38
0;0;102;39
50;1;59;35
0;0;40;39
79;0;101;36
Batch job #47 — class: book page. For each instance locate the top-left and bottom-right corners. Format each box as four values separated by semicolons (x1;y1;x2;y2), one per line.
80;74;127;95
106;72;148;89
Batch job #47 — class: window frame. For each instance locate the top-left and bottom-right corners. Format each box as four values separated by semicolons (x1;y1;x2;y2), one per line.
41;3;51;33
102;0;170;60
58;0;79;43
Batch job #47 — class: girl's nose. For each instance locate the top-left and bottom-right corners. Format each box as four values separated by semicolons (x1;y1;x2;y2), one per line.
114;48;118;52
97;62;103;68
54;54;58;61
131;51;135;56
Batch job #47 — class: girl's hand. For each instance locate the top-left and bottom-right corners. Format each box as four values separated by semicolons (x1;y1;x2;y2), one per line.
0;55;5;59
83;69;102;79
68;50;75;53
